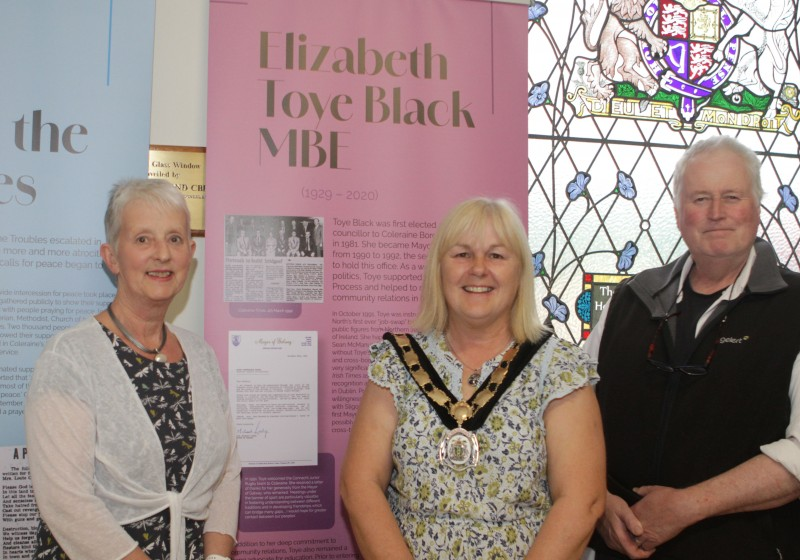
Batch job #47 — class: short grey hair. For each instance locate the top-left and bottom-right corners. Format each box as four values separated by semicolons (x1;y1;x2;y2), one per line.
672;136;762;208
104;178;190;250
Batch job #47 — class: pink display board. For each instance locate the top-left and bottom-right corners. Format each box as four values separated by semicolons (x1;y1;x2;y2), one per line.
206;0;526;556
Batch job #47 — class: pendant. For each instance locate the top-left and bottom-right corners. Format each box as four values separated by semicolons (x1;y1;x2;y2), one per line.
450;401;474;424
438;427;479;471
154;353;167;363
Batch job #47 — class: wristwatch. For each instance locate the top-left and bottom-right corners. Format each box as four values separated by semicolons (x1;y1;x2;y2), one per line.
206;555;231;560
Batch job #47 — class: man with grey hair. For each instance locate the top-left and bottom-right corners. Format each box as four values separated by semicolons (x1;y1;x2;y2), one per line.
585;136;800;559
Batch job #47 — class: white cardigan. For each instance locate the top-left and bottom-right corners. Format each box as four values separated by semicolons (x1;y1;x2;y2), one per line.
26;318;241;560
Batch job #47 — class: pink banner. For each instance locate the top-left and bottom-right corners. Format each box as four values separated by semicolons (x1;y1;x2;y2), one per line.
206;0;526;556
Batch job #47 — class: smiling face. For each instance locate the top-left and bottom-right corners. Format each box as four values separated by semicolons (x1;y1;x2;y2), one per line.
101;199;195;312
441;223;521;333
675;148;760;268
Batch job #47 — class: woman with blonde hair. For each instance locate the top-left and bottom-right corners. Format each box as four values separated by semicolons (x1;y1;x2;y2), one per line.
342;197;605;559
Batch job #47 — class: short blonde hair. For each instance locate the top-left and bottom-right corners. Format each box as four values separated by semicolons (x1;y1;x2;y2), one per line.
413;198;548;343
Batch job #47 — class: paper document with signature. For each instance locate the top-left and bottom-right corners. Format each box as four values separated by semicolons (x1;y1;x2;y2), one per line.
229;331;318;466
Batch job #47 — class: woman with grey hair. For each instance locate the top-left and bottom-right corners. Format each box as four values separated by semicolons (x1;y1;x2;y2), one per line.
341;197;605;559
26;179;240;560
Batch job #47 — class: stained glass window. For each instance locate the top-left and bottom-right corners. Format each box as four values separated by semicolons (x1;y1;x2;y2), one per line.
527;0;800;343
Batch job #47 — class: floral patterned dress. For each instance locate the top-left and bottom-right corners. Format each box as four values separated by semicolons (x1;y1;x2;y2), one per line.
34;326;203;560
369;331;598;560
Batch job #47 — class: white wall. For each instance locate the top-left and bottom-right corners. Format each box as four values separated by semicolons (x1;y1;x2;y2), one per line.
151;0;209;334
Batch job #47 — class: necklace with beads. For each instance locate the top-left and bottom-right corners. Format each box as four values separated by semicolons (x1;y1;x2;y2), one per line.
106;304;168;363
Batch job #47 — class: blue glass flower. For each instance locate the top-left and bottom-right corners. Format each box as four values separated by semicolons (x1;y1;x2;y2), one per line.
543;294;569;323
617;241;638;272
532;251;546;277
566;171;591;201
616;171;636;200
528;81;549;108
528;2;548;22
576;291;592;323
779;185;798;213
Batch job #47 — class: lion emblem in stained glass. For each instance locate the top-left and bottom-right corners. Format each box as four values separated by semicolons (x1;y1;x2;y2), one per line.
565;0;800;134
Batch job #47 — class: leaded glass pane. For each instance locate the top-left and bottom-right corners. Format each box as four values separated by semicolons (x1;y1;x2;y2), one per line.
527;0;800;343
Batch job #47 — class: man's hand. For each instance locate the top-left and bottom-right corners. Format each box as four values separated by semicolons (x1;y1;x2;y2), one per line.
597;492;654;559
631;485;696;551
